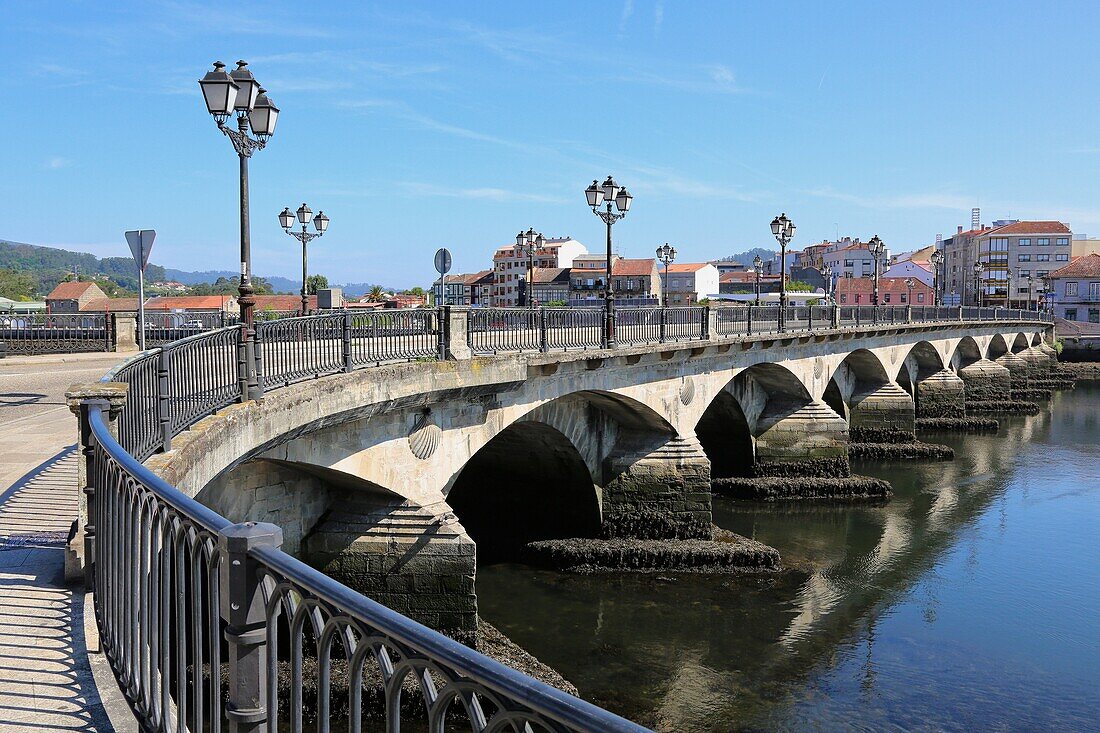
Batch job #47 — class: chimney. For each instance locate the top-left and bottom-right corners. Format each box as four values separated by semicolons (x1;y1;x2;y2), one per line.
957;225;963;234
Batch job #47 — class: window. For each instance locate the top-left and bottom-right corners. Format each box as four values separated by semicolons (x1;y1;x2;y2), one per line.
1065;308;1078;320
917;292;925;303
1037;254;1050;262
844;260;854;267
1066;282;1079;296
988;237;1009;252
1020;270;1031;277
1038;238;1050;246
840;294;848;303
1037;270;1049;278
900;293;907;303
1091;308;1100;323
1056;253;1069;261
1057;238;1069;246
1018;238;1031;246
1091;282;1100;298
1018;253;1031;261
884;293;891;303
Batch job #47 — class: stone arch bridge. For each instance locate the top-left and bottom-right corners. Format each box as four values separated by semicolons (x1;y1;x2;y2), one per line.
144;319;1053;637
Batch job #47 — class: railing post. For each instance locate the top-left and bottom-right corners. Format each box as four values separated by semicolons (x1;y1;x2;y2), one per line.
157;347;171;453
831;304;840;329
958;306;964;321
705;306;717;341
442;307;472;360
253;324;265;395
659;307;667;343
438;307;448;360
747;304;753;335
343;311;354;372
219;522;282;733
539;307;548;353
64;383;128;584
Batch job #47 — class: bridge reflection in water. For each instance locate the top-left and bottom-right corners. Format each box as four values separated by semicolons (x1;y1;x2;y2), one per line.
477;386;1100;732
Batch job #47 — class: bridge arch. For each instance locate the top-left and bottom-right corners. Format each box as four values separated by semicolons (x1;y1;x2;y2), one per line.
950;336;984;370
1012;332;1032;352
447;420;601;562
899;341;946;396
987;334;1011;361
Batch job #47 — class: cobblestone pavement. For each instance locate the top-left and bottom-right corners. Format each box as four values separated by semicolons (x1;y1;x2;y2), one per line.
0;353;124;731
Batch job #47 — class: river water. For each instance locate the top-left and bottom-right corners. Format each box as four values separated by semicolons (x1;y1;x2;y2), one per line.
477;383;1100;732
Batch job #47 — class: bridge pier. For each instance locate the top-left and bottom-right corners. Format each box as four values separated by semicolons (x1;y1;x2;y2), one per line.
1018;347;1053;378
849;383;916;442
957;359;1012;402
994;352;1032;390
602;436;712;540
914;369;966;418
304;499;479;645
753;401;850;476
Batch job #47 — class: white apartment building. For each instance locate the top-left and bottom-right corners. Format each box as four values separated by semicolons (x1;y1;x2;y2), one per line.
491;237;587;306
659;263;720;305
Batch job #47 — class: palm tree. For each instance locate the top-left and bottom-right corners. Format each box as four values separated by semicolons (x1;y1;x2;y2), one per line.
368;285;385;302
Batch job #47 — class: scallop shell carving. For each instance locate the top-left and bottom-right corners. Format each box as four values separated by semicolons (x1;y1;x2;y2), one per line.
408;413;441;460
679;377;695;405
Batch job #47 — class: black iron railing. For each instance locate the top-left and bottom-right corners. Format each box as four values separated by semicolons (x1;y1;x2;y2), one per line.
82;302;1051;732
0;312;111;353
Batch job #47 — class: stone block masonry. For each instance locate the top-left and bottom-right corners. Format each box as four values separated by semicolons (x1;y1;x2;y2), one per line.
915;370;966;418
957;359;1012;402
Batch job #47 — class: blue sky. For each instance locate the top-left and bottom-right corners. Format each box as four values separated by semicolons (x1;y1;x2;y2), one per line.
3;1;1099;287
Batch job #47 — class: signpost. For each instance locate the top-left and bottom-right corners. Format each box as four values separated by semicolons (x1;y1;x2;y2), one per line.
434;247;452;306
125;229;156;349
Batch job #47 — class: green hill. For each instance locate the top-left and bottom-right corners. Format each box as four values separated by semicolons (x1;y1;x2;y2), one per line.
0;240;166;298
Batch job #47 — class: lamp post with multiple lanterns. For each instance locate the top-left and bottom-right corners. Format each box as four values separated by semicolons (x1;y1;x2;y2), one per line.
585;177;633;347
199;60;279;401
514;228;544;307
279;204;330;316
930;248;943;306
752;255;764;306
868;235;886;307
656;242;676;307
770;213;796;330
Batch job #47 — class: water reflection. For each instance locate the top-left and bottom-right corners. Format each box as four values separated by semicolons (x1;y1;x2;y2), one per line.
477;385;1100;732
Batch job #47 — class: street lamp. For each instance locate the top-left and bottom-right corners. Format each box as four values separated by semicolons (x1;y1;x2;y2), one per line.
929;248;943;306
1005;268;1014;309
904;277;915;304
656;243;676;307
821;264;834;304
753;254;764;306
280;203;330;315
514;228;544;307
586;176;632;347
868;235;886;306
973;261;985;307
770;213;796;329
1027;273;1034;311
199;60;279;401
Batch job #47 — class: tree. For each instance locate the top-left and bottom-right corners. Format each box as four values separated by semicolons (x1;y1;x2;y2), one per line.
367;285;386;302
306;274;329;294
406;286;425;297
189;276;274;296
0;268;37;300
786;280;815;292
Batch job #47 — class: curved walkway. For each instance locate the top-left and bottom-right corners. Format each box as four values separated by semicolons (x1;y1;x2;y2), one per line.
0;353;122;731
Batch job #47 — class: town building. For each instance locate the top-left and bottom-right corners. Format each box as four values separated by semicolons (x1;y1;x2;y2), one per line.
492;236;587;306
432;270;493;306
883;259;934;288
1071;236;1100;259
45;281;108;313
658;263;720;305
252;294;315;314
834;276;934;306
530;268;572;305
975;221;1072;308
821;239;880;280
572;252;619;270
1046;253;1100;323
718;271;782;296
144;295;239;315
709;256;748;275
941;225;990;305
569;258;660;306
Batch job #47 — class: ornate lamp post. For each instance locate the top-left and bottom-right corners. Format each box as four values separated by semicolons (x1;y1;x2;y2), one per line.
199;60;279;401
279;204;329;315
585;177;632;347
821;264;834;304
514;228;544;307
930;248;943;305
656;243;676;307
973;261;985;307
752;255;764;306
1027;273;1035;311
868;235;886;306
1005;268;1014;309
770;213;796;330
904;276;915;303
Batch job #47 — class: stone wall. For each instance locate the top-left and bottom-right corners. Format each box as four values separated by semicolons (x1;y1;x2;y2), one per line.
957;359;1012;402
849;383;915;438
915;370;966;418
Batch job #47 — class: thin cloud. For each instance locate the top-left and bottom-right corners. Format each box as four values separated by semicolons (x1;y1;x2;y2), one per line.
620;0;635;34
654;0;664;34
623;63;748;94
399;183;566;203
804;187;971;211
45;157;71;170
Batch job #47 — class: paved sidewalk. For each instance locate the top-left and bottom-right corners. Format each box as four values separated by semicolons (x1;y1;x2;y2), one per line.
0;354;124;731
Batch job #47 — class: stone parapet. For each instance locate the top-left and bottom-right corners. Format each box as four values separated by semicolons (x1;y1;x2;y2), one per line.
915;369;966;418
602;436;712;540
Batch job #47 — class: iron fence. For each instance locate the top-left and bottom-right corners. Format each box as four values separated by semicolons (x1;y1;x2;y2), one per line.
0;312;110;353
545;308;604;351
81;400;651;733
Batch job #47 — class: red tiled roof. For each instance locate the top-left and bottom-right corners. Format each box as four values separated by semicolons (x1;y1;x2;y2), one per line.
532;267;570;284
145;295;236;310
82;297;141;312
835;276;933;294
664;262;712;273
612;258;657;276
1049;253;1100;278
984;220;1071;236
252;295;315;311
46;281;101;300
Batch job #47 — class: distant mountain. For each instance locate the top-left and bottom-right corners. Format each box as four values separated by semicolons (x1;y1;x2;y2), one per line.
716;247;777;266
163;268;300;294
0;239;166;295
